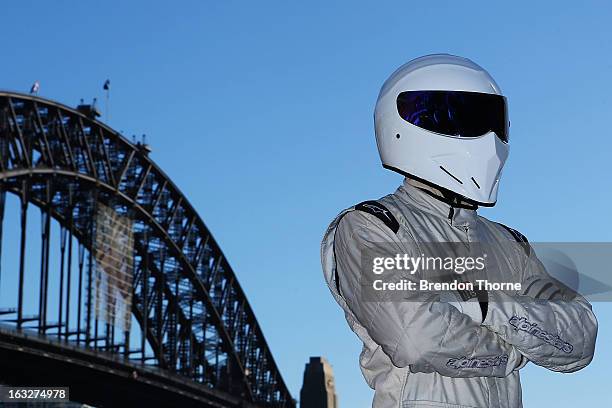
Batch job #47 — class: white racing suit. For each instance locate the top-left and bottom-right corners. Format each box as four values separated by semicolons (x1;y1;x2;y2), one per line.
321;179;597;408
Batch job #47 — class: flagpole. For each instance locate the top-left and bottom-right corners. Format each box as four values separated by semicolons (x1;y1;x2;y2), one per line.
105;87;110;123
103;79;111;123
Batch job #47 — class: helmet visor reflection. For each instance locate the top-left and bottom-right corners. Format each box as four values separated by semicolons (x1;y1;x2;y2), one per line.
396;91;509;143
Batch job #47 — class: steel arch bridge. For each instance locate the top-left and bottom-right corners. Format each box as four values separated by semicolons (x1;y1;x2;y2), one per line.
0;91;295;408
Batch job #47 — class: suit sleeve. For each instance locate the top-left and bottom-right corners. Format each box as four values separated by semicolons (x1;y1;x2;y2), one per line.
482;240;598;373
334;211;524;378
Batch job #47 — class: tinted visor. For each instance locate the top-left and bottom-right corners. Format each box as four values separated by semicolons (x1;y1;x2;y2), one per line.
396;90;509;142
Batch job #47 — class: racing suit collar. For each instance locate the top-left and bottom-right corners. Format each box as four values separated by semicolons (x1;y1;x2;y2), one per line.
395;178;478;227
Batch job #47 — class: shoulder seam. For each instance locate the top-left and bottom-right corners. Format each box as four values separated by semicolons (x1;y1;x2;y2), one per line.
495;222;531;257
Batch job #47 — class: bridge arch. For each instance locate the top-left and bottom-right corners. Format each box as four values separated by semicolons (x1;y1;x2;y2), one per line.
0;92;294;407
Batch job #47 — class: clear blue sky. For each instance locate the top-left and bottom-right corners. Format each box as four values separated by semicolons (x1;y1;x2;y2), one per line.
1;1;610;406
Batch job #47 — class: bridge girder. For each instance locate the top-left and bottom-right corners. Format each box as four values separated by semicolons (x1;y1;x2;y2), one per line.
0;92;294;407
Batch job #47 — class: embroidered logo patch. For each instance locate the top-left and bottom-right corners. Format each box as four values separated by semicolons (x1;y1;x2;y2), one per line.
509;316;574;353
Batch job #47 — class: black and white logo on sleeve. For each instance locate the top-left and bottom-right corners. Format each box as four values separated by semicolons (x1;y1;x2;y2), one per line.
355;201;400;234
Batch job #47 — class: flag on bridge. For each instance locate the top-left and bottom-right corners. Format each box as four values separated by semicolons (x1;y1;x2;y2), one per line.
103;79;110;91
30;81;40;94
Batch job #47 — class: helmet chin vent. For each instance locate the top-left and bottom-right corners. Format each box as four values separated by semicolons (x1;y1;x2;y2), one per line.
439;166;463;185
471;177;481;189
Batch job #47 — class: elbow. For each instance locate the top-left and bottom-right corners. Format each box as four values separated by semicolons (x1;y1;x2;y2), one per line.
571;309;599;371
387;333;427;369
389;345;418;368
548;354;594;373
547;314;598;373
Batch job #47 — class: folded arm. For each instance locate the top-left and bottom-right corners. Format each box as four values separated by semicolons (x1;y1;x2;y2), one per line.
334;211;524;378
483;240;598;373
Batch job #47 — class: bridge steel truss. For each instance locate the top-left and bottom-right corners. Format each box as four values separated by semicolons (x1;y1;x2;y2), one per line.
0;92;294;407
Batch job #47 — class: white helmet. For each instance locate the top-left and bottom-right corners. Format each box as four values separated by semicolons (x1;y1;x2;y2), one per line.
374;54;510;206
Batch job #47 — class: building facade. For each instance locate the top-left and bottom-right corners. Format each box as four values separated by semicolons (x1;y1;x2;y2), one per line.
299;357;337;408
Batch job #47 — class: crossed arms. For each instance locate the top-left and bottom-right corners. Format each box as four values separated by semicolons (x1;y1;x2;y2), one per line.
333;211;597;378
